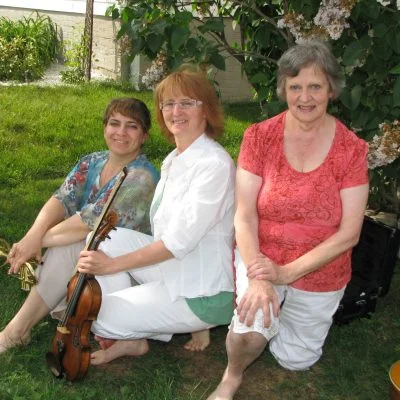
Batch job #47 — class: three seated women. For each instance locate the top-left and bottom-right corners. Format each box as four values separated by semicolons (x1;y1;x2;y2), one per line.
2;40;369;400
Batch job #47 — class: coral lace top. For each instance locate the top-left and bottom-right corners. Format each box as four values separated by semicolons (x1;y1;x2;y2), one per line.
238;112;368;292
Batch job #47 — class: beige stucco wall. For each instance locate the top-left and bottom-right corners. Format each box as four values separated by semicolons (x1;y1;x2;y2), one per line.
0;5;253;101
0;6;121;78
209;23;254;102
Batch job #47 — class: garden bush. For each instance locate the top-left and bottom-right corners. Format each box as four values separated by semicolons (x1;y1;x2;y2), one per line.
0;12;60;82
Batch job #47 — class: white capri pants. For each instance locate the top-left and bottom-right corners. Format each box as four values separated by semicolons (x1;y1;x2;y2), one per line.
91;228;214;342
231;249;345;371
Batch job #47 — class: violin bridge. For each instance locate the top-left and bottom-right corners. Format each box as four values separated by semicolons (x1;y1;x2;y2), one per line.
57;326;71;334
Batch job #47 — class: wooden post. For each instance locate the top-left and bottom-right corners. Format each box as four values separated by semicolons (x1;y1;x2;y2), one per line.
83;0;94;81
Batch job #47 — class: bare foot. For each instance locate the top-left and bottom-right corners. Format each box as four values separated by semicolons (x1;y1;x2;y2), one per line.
184;329;210;352
206;367;242;400
91;338;149;365
0;330;31;354
94;335;116;350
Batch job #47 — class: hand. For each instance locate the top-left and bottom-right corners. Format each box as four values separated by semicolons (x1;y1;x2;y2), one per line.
246;253;290;285
6;235;42;275
77;250;116;276
236;279;280;328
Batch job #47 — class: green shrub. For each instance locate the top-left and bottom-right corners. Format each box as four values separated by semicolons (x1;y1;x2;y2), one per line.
0;37;42;81
0;12;60;82
60;35;87;84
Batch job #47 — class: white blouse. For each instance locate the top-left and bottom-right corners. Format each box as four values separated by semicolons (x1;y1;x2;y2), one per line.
151;134;236;301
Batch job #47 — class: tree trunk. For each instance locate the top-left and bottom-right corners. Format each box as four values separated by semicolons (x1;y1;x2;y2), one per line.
83;0;94;81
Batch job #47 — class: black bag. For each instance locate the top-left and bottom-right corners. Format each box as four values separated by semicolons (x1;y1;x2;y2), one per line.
333;215;400;325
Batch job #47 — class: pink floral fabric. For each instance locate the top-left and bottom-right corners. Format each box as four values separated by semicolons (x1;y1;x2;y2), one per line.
238;112;368;292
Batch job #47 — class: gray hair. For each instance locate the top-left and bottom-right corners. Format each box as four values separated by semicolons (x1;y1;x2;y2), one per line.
276;39;345;101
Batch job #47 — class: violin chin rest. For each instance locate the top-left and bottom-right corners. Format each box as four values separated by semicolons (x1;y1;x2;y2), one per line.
46;352;63;378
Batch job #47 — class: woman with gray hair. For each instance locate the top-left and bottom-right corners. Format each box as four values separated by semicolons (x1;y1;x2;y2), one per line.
208;40;369;399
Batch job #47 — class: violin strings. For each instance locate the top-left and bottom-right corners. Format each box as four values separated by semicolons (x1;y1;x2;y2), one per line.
59;273;87;327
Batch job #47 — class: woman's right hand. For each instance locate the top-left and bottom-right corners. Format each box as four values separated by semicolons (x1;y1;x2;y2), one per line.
236;279;280;328
246;252;281;283
6;234;42;275
4;196;66;275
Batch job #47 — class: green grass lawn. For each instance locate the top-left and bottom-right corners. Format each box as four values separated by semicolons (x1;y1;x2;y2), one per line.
0;83;399;400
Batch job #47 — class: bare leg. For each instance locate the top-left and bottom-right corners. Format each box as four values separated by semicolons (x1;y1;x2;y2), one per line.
0;287;50;354
206;330;267;400
184;329;210;352
91;339;149;365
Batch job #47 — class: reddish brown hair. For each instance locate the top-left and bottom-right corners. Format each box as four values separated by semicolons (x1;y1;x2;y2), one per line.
154;65;224;143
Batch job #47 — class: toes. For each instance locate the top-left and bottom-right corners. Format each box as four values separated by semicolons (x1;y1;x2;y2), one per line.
183;341;194;351
184;340;206;352
90;350;107;365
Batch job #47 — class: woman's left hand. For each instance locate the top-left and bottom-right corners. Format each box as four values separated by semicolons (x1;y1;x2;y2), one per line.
77;250;116;276
247;253;290;285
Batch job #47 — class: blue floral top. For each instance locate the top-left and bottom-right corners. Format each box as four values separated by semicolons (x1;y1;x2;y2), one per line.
53;151;159;234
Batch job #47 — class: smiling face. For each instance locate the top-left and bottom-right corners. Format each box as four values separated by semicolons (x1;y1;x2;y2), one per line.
104;112;147;160
285;64;333;126
160;91;207;147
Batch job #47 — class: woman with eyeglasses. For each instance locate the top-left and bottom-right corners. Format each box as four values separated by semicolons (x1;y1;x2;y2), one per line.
76;65;236;364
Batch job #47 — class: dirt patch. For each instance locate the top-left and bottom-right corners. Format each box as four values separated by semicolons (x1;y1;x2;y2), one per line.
89;327;320;399
161;327;293;400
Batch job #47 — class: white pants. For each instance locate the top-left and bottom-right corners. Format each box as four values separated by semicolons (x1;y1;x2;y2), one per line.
91;229;213;342
231;249;345;370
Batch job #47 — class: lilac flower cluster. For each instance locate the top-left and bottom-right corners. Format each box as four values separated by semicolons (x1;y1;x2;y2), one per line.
368;120;400;169
141;53;168;89
277;13;315;42
313;0;353;40
277;0;357;42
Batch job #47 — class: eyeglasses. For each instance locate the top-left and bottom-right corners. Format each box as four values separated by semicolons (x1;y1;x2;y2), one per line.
159;99;203;111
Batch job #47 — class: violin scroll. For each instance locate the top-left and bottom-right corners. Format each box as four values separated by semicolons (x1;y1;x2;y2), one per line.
92;210;118;250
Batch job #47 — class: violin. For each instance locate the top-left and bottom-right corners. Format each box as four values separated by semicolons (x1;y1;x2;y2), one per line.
46;168;127;381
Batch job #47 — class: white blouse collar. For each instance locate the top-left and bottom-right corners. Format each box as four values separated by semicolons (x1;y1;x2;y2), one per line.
161;133;210;171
